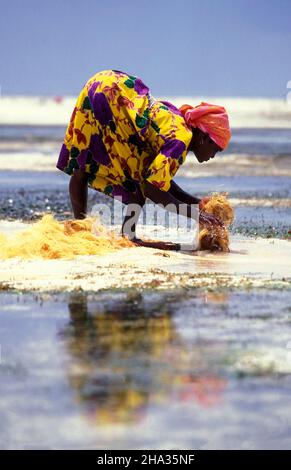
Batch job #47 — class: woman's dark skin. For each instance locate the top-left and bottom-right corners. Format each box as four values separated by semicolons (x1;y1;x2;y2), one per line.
69;128;223;250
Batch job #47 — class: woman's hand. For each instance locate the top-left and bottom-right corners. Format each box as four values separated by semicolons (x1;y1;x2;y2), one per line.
199;210;225;228
199;196;211;210
131;237;181;251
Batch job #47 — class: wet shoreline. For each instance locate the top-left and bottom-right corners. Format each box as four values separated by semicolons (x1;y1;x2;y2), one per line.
0;174;290;239
1;289;291;449
0;125;290;449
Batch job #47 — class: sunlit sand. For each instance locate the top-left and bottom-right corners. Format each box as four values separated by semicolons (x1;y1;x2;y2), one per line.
0;218;289;292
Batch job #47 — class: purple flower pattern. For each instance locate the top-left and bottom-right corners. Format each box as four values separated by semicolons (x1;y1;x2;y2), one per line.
57;70;192;197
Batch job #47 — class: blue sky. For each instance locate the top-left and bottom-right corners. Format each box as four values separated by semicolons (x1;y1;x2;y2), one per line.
0;0;290;97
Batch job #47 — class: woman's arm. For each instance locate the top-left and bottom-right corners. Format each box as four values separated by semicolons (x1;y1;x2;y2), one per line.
121;195;181;250
144;181;198;220
169;180;201;205
144;181;224;227
122;181;223;250
69;169;89;219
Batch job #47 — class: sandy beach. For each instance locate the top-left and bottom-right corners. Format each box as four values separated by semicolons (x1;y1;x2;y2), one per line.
1;95;291;128
0;230;290;292
2;0;291;455
0;98;291;450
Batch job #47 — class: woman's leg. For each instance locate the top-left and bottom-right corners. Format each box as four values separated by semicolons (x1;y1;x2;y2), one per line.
69;169;89;219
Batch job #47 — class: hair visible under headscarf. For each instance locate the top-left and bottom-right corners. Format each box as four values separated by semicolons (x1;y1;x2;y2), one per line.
179;102;231;150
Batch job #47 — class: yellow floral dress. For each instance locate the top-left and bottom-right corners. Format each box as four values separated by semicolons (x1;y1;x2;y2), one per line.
57;70;193;204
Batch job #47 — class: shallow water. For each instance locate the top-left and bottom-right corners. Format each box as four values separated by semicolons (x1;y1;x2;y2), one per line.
1;172;290;238
0;125;290;449
0;125;290;238
1;290;291;449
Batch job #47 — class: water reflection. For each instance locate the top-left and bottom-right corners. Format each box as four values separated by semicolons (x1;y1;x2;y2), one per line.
60;292;227;426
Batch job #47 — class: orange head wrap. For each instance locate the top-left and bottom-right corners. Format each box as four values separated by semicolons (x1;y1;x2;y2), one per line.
179;102;231;150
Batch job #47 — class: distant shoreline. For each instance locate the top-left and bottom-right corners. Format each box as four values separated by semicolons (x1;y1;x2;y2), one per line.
0;96;290;128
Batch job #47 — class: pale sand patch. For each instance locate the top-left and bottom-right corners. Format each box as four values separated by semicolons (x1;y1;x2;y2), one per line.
229;198;291;208
233;349;291;376
179;153;291;178
0;223;290;292
2;153;291;178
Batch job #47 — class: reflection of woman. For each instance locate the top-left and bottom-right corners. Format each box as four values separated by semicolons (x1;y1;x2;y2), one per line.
64;292;176;424
57;70;231;247
62;292;226;426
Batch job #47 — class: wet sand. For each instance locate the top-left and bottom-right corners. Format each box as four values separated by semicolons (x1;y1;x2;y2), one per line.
0;230;290;292
1;289;291;449
0;124;290;449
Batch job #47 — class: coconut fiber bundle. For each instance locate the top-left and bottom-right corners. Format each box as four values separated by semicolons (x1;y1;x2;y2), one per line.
199;192;234;252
